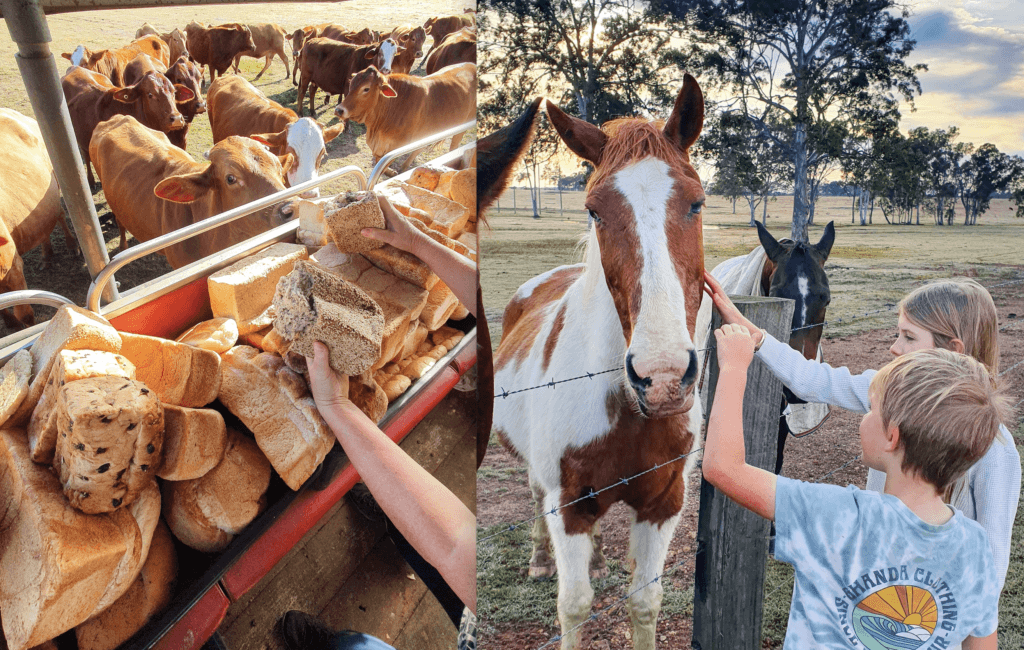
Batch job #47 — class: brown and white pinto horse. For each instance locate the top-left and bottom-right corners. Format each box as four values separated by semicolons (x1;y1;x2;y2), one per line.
493;75;706;650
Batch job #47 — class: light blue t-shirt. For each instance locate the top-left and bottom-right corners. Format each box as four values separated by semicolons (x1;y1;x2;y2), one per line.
775;476;1000;649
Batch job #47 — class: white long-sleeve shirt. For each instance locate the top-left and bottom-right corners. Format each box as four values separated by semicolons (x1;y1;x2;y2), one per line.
758;332;1021;590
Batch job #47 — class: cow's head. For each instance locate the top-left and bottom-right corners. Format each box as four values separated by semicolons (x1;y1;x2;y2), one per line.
61;45;92;67
154;135;296;239
220;23;257;53
546;75;707;418
374;38;400;75
250;117;344;198
112;71;192;132
423;17;439;35
166;56;206;115
336;66;394;123
397;27;427;58
168;28;189;58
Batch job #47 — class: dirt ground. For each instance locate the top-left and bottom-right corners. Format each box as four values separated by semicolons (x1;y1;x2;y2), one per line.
477;267;1024;648
0;0;471;337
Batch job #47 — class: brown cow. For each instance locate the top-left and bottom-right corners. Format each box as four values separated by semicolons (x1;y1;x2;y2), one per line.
62;66;194;187
208;75;344;198
163;55;207;150
122;53;166;85
295;39;393;118
136;24;189;62
424;27;475;75
286;23;335;85
336;63;476;172
62;36;170;86
90;115;296;269
185;22;257;85
231;23;290;81
0;109;79;330
423;14;474;58
388;25;426;74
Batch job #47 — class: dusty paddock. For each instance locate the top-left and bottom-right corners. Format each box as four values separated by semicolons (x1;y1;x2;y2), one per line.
478;194;1024;648
0;0;473;336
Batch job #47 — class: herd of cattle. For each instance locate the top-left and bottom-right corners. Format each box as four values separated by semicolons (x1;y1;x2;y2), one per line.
0;11;476;331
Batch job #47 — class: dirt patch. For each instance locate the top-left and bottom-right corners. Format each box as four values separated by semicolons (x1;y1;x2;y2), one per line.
478;269;1024;648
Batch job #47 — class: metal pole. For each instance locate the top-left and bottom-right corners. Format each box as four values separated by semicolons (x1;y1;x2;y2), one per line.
3;0;118;304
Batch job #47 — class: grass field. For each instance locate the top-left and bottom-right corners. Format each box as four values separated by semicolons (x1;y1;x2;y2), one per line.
481;193;1024;350
0;0;472;333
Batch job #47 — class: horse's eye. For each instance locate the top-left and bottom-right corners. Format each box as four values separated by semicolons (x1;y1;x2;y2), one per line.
588;210;602;226
690;201;705;215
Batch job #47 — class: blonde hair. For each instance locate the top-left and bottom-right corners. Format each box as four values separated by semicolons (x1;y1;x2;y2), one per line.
899;278;1000;376
869;349;1012;495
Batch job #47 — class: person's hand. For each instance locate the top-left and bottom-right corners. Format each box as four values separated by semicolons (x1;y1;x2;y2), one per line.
360;194;426;255
703;271;763;347
305;341;350;410
715;323;756;374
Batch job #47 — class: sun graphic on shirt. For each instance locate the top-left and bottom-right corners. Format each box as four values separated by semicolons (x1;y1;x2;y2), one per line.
852;585;938;650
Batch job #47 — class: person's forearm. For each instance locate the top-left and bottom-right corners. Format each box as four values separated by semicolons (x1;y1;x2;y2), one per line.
321;402;477;612
411;233;478;315
704;367;749;480
964;632;997;650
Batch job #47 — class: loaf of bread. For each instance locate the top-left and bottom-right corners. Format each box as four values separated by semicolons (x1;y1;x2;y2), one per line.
272;261;384;376
0;350;31;428
409;218;475;260
401;321;430;362
381;374;411;402
0;429;149;650
295;197;331;248
208;243;309;334
323;191;386;254
449;303;471;321
175;318;239;353
375;181;471;238
162;427;272;552
447;168;476;214
420;281;461;331
54;376;164;514
75;520;177;650
348;371;387;423
406;164;448;192
119;332;221;408
29;349;136;465
239;325;272;350
158;405;227;481
91;480;161;616
456;232;477;253
219;346;335;490
362;245;438;291
9;305;122;427
431;325;465;351
262;327;291;356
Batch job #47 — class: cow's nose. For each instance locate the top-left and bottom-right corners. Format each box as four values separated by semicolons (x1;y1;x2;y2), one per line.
335;105;348;119
381;66;392;74
195;102;207;114
300;188;320;199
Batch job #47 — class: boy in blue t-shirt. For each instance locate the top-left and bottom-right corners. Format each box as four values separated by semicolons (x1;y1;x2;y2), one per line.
703;324;1010;649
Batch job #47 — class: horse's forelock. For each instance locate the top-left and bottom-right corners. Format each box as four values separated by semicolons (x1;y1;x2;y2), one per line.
586;119;691;192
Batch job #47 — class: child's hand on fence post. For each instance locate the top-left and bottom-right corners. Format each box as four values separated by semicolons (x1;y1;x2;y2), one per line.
715;324;756;374
704;272;764;348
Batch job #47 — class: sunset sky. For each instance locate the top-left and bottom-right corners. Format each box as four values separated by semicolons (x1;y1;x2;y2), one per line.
901;0;1024;157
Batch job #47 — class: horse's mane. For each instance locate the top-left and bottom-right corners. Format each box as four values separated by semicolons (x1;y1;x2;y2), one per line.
587;119;688;191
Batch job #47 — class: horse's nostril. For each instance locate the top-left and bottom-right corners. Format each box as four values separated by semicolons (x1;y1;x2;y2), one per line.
681;349;698;389
625;353;651;391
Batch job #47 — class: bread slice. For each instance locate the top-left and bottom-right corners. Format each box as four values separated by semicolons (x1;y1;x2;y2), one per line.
272;261;384;376
157;405;227;481
0;350;31;428
420;281;460;331
0;429;139;650
262;327;291;356
406;164;448;192
401;321;430;363
449;303;470;321
238;325;272;350
118;333;221;408
323;191;386;254
54;377;164;514
162;427;272;552
8;306;121;427
447;168;475;214
409;218;475;260
374;181;471;238
362;245;438;291
175;318;239;353
208;243;309;335
295;198;331;249
218;346;335;490
29;349;136;465
75;521;177;650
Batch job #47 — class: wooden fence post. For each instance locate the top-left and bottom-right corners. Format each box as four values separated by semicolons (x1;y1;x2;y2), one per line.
692;295;795;650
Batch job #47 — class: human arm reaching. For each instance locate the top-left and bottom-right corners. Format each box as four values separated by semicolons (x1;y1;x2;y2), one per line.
305;342;477;613
361;195;478;316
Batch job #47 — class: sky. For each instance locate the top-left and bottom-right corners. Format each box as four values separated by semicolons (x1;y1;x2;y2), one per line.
902;0;1024;157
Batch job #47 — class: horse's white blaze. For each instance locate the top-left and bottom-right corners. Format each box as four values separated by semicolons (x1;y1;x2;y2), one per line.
378;40;398;74
285;117;326;198
71;45;86;67
613;158;694;376
797;275;809;327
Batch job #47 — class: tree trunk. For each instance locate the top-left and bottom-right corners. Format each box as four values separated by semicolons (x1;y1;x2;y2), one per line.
762;196;768;225
790;123;810;242
869;195;875;224
937;196;943;225
732;196;737;214
915;203;919;226
851;193;856;224
747;193;757;227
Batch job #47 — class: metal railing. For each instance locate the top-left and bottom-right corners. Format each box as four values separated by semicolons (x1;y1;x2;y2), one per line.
367;120;476;188
86;165;367;314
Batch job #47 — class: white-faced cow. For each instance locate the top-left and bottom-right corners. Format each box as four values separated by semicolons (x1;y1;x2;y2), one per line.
207;74;343;198
90;115;296;269
336;63;475;172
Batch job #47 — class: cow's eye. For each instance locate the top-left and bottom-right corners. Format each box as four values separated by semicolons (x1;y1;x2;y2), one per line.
362;86;369;93
226;174;237;185
148;92;153;98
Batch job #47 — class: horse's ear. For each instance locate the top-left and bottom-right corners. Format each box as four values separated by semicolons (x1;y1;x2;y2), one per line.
755;220;786;263
478;97;543;214
545;100;606;166
814;221;836;263
663;73;704;153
